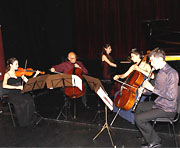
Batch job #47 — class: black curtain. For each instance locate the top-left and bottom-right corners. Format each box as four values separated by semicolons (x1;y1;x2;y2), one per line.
0;0;180;69
74;0;180;59
0;0;74;71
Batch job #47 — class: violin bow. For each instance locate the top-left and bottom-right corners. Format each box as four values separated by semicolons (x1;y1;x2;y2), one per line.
115;79;137;89
49;69;63;75
21;59;28;86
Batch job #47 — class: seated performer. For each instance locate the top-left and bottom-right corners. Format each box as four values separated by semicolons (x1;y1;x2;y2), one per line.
101;43;117;79
3;57;40;127
135;48;179;148
113;49;153;124
101;43;119;97
50;51;89;108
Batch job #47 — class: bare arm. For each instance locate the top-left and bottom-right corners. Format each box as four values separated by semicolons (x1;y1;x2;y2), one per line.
102;55;117;67
134;62;154;79
113;64;135;80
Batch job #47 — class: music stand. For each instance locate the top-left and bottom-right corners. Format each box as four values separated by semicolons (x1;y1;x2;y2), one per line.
83;75;114;146
22;74;50;93
22;74;50;125
46;73;80;120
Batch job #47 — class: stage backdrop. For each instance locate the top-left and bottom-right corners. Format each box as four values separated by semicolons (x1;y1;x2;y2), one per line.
0;0;180;70
0;26;6;80
74;0;180;59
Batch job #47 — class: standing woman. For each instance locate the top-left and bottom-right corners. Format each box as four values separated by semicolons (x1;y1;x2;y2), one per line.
3;57;40;127
113;49;153;124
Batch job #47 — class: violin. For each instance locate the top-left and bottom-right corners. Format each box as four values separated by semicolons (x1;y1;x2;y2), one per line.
15;67;45;77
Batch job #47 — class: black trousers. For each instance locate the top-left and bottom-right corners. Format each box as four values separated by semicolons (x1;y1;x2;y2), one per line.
134;101;176;144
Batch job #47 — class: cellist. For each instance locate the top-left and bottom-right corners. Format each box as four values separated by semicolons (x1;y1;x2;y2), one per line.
113;48;153;124
50;51;89;108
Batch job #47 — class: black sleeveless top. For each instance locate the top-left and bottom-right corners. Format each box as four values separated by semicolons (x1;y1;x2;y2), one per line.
7;77;22;94
7;77;22;86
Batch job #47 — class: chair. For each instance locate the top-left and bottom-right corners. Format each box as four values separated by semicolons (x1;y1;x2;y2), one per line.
152;86;180;148
0;81;16;127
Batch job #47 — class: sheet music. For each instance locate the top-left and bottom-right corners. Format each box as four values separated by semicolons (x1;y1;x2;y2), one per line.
97;87;113;111
72;75;82;91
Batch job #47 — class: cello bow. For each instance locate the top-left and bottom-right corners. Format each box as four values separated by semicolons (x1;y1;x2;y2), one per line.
131;67;155;112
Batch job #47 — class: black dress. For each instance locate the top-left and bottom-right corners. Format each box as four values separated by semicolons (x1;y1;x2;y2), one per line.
7;77;35;127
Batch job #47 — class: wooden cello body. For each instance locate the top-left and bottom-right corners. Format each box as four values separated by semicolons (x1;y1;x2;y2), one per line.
114;70;145;110
114;52;151;111
64;67;86;99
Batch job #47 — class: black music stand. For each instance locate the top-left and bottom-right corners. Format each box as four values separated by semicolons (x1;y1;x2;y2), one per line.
22;74;50;125
46;73;78;120
83;75;115;146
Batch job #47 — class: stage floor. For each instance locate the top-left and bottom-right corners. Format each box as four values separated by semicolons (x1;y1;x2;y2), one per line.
0;89;179;147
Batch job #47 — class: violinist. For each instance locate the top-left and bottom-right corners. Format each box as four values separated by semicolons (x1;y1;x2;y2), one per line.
50;51;89;108
101;44;119;97
113;49;153;124
2;57;40;127
134;48;179;148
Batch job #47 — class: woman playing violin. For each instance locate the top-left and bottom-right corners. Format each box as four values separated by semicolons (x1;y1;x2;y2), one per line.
3;57;40;127
113;49;153;124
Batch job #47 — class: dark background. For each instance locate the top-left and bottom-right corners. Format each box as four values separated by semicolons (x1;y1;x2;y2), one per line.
0;0;180;74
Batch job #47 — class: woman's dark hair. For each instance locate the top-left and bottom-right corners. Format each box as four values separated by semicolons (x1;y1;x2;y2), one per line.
127;48;142;62
101;43;114;62
6;57;17;72
130;48;141;57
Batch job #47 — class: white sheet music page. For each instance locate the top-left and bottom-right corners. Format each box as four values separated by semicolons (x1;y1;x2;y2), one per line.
97;87;113;111
72;75;82;91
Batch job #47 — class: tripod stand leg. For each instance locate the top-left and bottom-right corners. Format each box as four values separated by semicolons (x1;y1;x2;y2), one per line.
110;108;121;126
56;95;72;120
73;100;76;119
56;104;66;120
106;123;114;146
93;106;114;146
93;123;106;140
92;98;103;125
34;111;43;125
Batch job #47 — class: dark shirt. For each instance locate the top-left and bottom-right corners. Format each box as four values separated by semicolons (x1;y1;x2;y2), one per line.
152;63;179;112
52;61;88;75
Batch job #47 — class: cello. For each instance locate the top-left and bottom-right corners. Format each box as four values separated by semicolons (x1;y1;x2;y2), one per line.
64;66;86;99
114;51;151;111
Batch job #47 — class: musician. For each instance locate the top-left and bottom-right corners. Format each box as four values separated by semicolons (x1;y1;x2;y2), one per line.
113;49;153;124
3;57;40;127
50;51;89;108
101;43;117;80
101;44;119;97
134;48;179;148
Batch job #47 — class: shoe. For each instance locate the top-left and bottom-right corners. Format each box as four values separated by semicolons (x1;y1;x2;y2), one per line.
148;142;162;148
141;141;161;148
141;143;149;148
